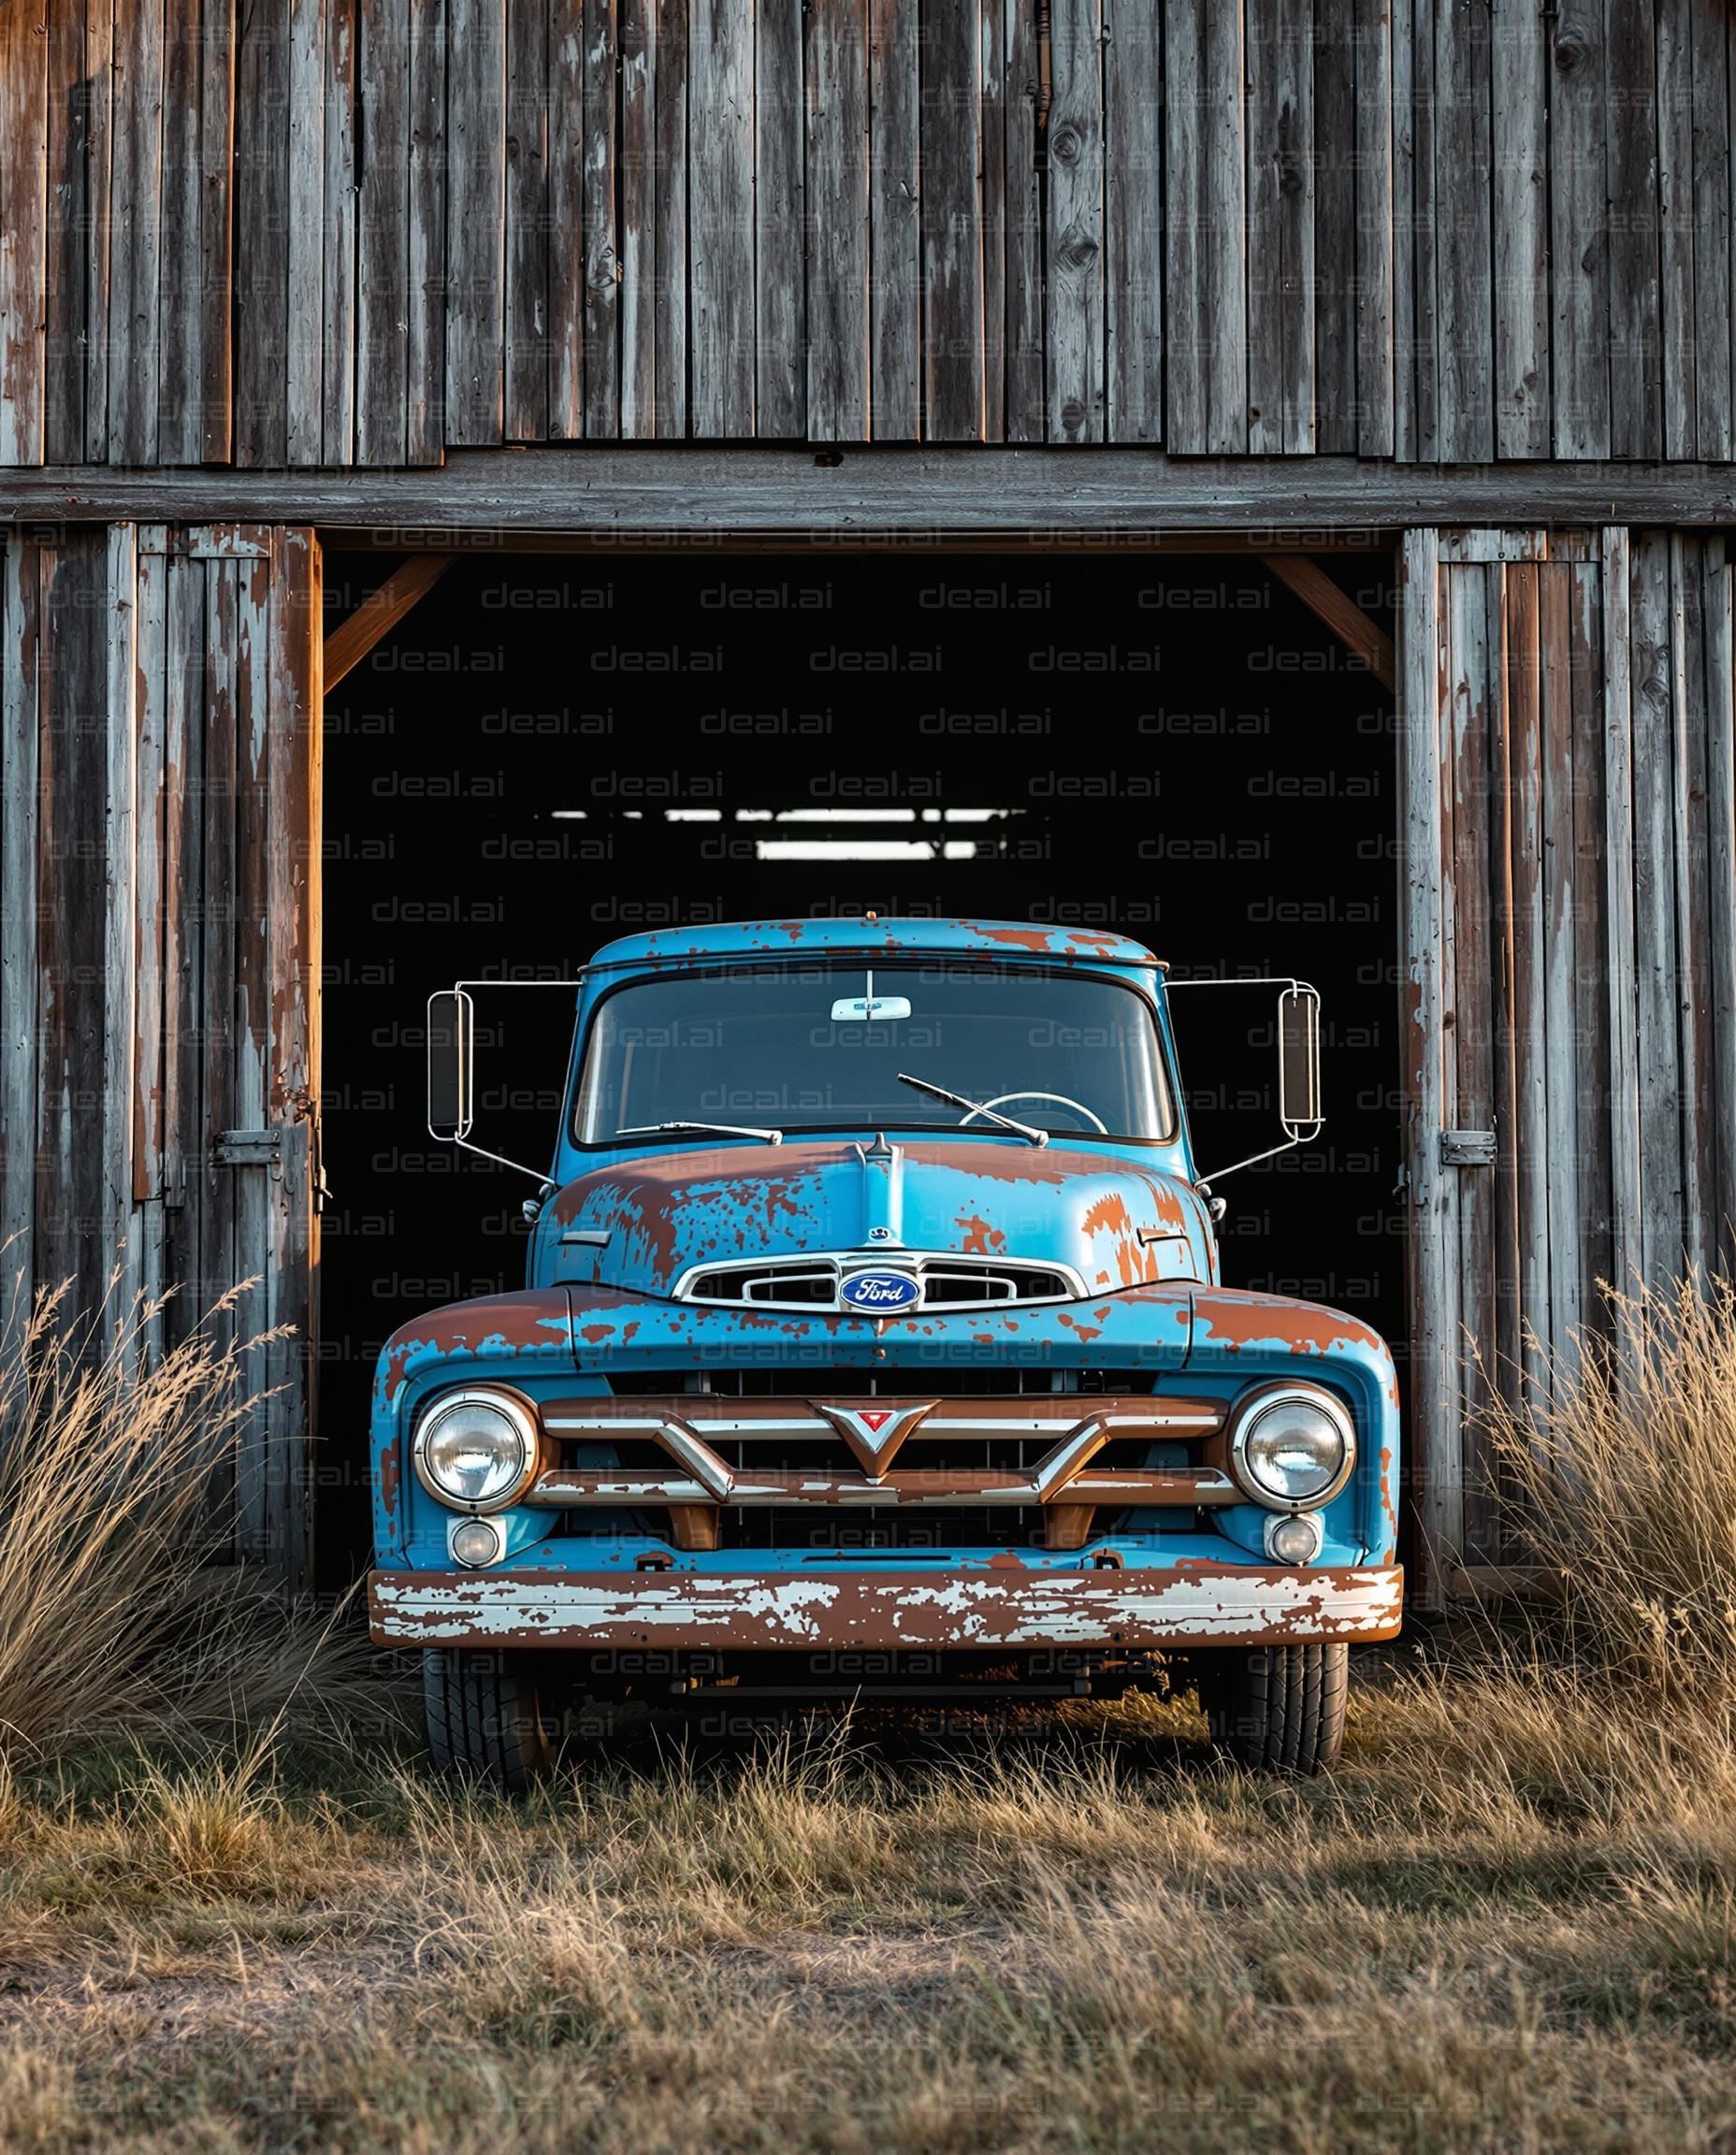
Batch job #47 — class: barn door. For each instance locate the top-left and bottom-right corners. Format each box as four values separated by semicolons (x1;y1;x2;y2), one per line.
152;526;324;1580
0;523;322;1584
1400;528;1736;1588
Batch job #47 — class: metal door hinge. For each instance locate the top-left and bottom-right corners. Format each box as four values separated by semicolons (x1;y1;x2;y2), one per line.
1440;1128;1497;1167
215;1127;282;1169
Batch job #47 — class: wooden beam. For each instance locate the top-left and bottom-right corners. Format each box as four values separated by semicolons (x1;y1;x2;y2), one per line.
5;449;1736;538
1262;552;1396;689
321;554;452;689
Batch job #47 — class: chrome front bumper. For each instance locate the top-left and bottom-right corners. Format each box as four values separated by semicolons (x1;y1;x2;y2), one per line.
369;1562;1405;1651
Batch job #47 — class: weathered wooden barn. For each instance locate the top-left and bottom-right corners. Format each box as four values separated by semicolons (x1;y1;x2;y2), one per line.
1;0;1733;1595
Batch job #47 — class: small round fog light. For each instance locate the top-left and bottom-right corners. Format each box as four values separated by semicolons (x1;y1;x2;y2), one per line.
450;1516;503;1569
1265;1511;1324;1566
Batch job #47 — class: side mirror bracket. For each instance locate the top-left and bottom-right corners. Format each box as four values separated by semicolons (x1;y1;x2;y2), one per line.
1166;976;1324;1188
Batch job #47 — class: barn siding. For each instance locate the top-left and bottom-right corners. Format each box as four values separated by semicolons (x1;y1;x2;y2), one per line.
0;524;321;1581
1401;528;1736;1589
4;0;1733;464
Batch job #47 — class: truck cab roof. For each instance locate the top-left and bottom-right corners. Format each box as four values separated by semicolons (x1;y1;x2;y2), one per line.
585;917;1164;973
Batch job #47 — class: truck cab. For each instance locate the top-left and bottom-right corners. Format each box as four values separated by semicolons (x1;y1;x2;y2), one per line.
368;918;1402;1785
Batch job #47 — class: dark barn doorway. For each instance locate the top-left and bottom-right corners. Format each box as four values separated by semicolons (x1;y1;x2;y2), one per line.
316;550;1401;1578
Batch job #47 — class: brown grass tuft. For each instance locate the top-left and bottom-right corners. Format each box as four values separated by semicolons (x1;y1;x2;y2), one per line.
0;1269;371;1765
1480;1271;1736;1699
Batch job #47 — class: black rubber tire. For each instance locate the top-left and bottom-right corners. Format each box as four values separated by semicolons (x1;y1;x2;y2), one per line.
1197;1642;1349;1774
422;1648;559;1791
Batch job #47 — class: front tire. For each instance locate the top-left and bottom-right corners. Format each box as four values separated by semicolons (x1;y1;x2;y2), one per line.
423;1648;559;1790
1197;1642;1349;1773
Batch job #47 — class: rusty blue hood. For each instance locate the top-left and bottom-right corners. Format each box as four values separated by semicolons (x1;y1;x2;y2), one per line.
541;1137;1216;1301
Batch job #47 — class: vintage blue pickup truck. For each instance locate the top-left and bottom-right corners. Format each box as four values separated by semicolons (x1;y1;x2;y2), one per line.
368;917;1402;1785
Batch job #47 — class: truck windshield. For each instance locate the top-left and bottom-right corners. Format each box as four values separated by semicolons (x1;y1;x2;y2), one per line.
573;963;1173;1144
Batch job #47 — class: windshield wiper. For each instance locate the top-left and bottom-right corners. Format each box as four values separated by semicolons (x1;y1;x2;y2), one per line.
895;1073;1048;1147
615;1121;784;1145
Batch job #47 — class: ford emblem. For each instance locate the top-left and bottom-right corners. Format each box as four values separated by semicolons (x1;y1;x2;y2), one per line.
838;1268;922;1314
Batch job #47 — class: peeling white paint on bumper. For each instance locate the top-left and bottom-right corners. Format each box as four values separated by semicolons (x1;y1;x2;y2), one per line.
369;1563;1406;1650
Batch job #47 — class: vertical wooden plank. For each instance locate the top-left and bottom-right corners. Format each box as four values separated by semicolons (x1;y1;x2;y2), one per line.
1670;536;1714;1271
1354;0;1395;456
1703;552;1736;1276
1567;557;1612;1325
1599;528;1642;1290
1003;0;1044;440
36;540;110;1321
200;555;239;1538
549;0;586;437
1106;0;1161;442
1547;0;1611;457
1205;0;1247;452
806;0;870;441
103;528;140;1335
108;0;166;464
405;0;445;460
689;0;755;434
1313;0;1356;454
82;0;113;461
583;0;620;436
43;0;89;463
1628;533;1684;1280
201;1;239;462
1046;0;1105;441
652;0;688;435
0;540;42;1345
1247;0;1312;453
231;545;272;1557
505;0;550;441
1434;0;1492;459
265;528;321;1587
1656;0;1695;458
1690;0;1731;459
1604;0;1661;457
1399;528;1458;1589
755;0;805;435
1390;0;1418;459
0;0;49;465
1539;562;1583;1367
161;551;204;1351
322;0;357;461
285;0;326;464
978;0;1006;441
132;531;169;1360
235;0;290;465
1505;563;1550;1401
923;0;985;440
1491;0;1546;456
356;0;409;464
868;0;919;439
620;0;658;434
133;536;168;1211
1164;0;1206;448
1447;561;1499;1554
445;0;507;445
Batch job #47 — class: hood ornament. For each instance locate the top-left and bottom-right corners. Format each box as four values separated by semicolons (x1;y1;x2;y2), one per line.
814;1398;937;1480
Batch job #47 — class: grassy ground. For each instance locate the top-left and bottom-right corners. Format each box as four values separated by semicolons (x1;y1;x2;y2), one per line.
4;1648;1736;2155
7;1273;1736;2151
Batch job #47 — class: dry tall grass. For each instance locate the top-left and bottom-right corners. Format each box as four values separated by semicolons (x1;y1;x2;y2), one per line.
0;1271;360;1762
1478;1272;1736;1698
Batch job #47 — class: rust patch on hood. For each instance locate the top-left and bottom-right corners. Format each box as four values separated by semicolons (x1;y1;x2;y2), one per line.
379;1289;577;1402
1190;1287;1387;1360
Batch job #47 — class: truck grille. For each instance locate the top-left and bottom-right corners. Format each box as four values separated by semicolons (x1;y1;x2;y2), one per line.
673;1251;1085;1313
530;1391;1232;1553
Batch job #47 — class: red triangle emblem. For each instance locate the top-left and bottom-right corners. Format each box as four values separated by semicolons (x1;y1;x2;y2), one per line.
858;1410;894;1433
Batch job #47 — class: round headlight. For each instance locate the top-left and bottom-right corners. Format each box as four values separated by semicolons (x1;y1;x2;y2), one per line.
413;1390;538;1511
1230;1385;1354;1510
